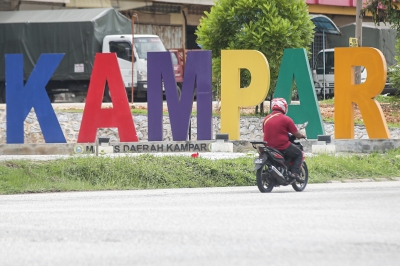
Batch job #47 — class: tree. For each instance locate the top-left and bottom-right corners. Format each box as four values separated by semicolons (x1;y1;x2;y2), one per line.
364;1;400;94
363;1;400;29
388;40;400;94
195;0;315;99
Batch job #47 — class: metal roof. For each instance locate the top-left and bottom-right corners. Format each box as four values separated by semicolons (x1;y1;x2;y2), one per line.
150;0;214;5
0;8;115;23
311;14;341;35
342;22;393;30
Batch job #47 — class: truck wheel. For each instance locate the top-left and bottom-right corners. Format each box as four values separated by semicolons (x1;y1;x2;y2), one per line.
0;83;5;103
104;87;131;102
0;86;53;103
48;93;55;103
165;85;182;101
103;85;111;102
177;85;182;99
292;90;299;101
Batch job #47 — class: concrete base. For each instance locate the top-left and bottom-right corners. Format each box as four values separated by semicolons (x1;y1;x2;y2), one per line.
1;139;400;155
209;142;233;153
98;145;114;154
302;139;400;153
312;144;336;154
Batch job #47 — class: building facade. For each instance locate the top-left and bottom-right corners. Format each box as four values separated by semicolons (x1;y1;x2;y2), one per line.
0;0;375;63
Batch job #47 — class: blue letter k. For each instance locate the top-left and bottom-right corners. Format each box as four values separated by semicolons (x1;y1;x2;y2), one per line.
6;54;66;143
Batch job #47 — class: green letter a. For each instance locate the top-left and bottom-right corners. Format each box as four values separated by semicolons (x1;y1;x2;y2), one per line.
274;48;325;139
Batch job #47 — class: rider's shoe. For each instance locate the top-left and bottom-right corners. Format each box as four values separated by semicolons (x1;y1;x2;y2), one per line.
290;173;304;183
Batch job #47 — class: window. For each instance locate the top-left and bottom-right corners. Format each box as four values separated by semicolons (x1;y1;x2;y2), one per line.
109;41;132;61
170;52;178;65
315;51;334;75
134;37;166;60
310;34;325;67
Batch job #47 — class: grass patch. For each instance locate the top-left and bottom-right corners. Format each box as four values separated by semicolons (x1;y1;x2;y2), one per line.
1;150;400;194
322;117;366;126
320;95;400;128
376;94;400;104
131;109;149;115
55;108;160;116
320;95;400;105
307;149;400;182
387;121;400;128
54;108;195;117
319;98;335;104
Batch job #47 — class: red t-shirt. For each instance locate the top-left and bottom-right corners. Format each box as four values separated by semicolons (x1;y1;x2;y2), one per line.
262;111;298;150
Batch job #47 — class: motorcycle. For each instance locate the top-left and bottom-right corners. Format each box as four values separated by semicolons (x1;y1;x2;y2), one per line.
250;123;308;193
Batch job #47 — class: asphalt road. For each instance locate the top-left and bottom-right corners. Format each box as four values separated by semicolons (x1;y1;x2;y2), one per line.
1;182;400;266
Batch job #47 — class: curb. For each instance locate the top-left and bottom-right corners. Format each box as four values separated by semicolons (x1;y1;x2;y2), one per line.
1;139;400;155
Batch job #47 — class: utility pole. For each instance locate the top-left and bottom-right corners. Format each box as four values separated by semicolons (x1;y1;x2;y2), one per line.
355;0;363;84
131;13;138;103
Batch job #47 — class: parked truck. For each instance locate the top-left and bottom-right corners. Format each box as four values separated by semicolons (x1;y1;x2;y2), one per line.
0;8;167;103
312;48;367;98
312;22;397;99
312;48;396;99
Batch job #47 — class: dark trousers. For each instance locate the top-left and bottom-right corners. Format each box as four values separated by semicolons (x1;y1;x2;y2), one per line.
280;143;303;174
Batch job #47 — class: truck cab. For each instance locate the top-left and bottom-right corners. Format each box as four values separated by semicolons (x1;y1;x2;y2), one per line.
102;34;167;100
312;48;335;98
169;49;183;86
312;48;367;99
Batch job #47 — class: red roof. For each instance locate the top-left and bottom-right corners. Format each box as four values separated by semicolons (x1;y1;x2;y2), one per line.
305;0;368;7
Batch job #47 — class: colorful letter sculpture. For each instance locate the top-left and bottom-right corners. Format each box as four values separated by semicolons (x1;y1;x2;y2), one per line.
147;51;212;141
220;50;270;140
6;54;66;143
2;47;394;144
77;53;138;143
334;47;390;139
274;48;325;139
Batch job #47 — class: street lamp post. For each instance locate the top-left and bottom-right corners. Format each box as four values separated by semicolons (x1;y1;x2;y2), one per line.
355;0;363;84
323;30;326;100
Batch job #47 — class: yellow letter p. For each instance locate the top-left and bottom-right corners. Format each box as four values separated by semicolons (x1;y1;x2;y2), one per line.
220;50;270;140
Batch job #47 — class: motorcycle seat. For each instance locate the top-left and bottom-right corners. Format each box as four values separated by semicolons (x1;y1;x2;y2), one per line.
267;146;285;158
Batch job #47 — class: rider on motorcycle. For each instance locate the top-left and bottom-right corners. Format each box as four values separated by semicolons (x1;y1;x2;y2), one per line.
262;98;306;183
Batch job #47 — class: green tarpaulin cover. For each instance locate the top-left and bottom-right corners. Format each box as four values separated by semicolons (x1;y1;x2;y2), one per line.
0;8;131;81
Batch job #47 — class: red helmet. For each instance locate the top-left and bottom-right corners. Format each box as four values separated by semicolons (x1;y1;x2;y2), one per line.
271;98;288;114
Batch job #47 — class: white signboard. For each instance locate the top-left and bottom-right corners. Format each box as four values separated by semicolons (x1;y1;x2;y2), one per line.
74;64;84;73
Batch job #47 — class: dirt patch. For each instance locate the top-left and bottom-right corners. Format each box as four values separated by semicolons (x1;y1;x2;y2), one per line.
235;102;400;125
319;103;400;124
11;100;396;124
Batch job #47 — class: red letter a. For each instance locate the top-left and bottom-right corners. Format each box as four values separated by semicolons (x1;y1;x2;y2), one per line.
77;53;138;143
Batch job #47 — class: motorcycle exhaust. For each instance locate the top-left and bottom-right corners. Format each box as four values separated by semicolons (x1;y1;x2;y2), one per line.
268;165;286;184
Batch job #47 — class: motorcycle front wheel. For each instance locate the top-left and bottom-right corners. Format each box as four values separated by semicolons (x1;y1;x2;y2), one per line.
292;161;309;192
256;164;275;193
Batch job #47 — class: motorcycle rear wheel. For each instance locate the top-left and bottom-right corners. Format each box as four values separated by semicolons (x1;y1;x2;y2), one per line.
292;161;308;192
256;164;275;193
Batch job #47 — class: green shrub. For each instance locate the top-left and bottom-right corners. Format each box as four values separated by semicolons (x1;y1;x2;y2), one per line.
195;0;314;98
